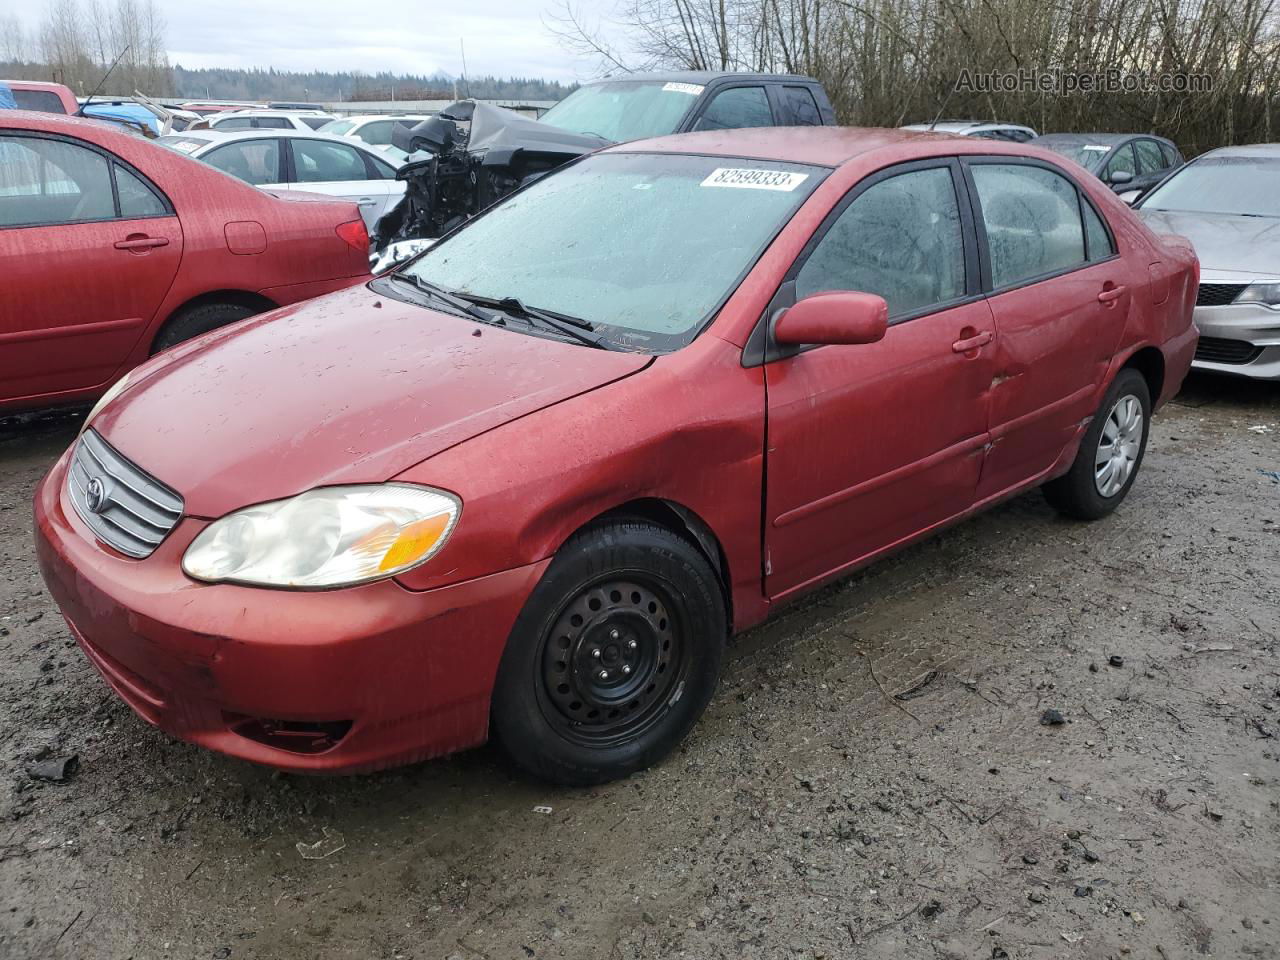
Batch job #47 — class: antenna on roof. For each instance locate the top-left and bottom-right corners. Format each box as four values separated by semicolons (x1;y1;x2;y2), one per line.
79;45;130;116
927;76;957;131
459;38;471;99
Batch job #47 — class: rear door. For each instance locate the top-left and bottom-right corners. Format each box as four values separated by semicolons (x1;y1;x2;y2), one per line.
763;160;995;598
963;158;1130;498
0;132;182;403
200;137;287;191
286;138;398;230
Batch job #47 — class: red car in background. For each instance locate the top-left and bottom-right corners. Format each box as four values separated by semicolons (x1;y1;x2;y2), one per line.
0;111;371;412
34;128;1198;785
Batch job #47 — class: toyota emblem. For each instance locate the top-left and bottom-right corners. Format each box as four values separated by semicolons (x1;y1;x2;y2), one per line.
85;477;109;514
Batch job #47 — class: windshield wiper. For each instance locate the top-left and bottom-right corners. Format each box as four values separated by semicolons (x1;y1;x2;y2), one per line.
390;273;502;325
457;294;614;349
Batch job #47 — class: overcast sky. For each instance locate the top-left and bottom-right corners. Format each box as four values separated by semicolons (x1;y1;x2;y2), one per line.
14;0;628;81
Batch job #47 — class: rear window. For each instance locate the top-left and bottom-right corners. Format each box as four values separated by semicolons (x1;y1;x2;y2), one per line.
13;89;66;113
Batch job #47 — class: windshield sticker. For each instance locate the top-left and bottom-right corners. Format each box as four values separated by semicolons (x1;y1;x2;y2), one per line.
662;82;704;96
701;167;810;191
1082;145;1111;152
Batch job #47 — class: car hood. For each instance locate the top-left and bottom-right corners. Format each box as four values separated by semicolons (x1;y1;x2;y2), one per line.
95;283;651;518
1137;209;1280;278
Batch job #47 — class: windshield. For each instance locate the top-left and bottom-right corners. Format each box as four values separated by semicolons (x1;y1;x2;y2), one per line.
399;152;824;351
1139;156;1280;217
540;81;704;142
1042;143;1110;171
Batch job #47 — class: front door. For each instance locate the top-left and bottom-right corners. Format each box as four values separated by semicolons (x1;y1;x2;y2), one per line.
763;161;996;599
0;133;182;404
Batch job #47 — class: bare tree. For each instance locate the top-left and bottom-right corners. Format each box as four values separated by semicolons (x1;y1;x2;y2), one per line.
1;14;31;63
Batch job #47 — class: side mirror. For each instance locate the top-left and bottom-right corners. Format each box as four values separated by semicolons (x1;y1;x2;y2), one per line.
1108;169;1133;185
1118;190;1142;205
774;291;889;347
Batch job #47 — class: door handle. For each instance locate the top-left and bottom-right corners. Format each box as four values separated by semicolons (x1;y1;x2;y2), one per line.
1097;284;1126;304
114;236;169;250
952;330;993;354
357;198;377;206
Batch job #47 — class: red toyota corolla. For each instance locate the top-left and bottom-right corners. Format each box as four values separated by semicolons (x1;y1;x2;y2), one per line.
0;111;371;413
34;128;1198;785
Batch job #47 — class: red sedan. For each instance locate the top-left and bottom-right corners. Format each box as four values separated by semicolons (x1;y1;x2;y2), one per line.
0;112;371;413
34;128;1198;784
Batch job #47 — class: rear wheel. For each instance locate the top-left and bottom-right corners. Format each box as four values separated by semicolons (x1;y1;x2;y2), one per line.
1043;368;1151;520
491;520;725;786
152;301;261;354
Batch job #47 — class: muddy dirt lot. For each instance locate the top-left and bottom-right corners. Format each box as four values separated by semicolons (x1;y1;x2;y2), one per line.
1;374;1277;960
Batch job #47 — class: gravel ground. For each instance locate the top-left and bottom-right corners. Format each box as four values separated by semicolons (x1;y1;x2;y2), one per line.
1;373;1277;960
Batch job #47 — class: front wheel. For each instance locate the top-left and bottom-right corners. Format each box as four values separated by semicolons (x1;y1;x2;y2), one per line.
491;520;726;786
1043;368;1151;520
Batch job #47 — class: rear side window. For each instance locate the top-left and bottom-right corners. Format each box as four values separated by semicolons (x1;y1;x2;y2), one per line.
115;164;167;218
693;86;773;131
203;140;283;185
1081;199;1115;261
357;120;396;145
797;166;966;318
0;135;114;226
1134;139;1165;174
254;117;293;129
782;86;822;126
971;163;1086;287
292;139;368;182
211;116;253;130
13;89;66;113
1160;142;1180;167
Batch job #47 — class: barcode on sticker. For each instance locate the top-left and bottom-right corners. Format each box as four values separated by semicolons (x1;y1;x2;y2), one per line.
662;82;704;96
701;168;809;191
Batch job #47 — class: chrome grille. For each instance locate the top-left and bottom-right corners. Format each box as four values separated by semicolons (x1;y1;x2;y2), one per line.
67;430;183;558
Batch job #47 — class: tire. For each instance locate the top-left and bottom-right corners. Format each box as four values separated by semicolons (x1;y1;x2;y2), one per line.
1043;368;1151;520
151;301;261;354
491;520;726;786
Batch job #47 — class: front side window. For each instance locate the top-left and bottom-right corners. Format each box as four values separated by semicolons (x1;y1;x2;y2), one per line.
203;140;282;185
1134;139;1165;174
1104;143;1137;180
796;166;966;317
400;153;824;351
971;163;1086;287
693;87;773;132
211;116;253;131
357;120;395;145
0;135;114;226
1138;155;1280;217
292;139;368;182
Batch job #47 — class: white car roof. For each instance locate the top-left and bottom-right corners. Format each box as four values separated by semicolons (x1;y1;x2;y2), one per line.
160;128;404;163
901;120;1036;135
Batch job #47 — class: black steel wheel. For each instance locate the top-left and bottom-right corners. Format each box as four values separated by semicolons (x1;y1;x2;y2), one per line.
492;519;726;785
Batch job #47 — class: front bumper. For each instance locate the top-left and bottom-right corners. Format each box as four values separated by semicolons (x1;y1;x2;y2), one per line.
1192;301;1280;380
34;447;548;774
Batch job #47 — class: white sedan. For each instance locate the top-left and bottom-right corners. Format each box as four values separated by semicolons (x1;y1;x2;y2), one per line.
204;109;336;132
158;129;405;232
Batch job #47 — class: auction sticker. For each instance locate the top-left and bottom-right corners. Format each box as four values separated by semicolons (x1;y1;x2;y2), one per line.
662;82;704;96
701;167;809;191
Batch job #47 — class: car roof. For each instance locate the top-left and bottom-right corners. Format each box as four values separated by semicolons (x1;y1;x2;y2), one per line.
612;125;970;167
166;128;391;151
902;120;1032;133
587;70;818;86
1031;133;1171;147
4;80;71;91
213;109;332;118
1199;143;1280;159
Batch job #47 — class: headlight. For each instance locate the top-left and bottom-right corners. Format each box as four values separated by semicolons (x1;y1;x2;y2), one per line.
81;372;135;434
182;484;460;589
1235;282;1280;308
